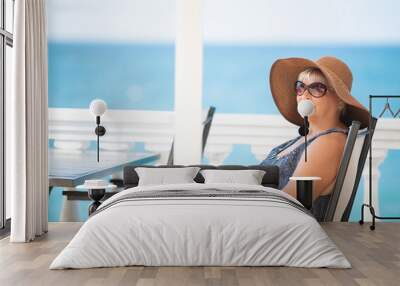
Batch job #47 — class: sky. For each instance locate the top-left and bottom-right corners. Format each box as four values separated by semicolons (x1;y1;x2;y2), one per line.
47;0;400;44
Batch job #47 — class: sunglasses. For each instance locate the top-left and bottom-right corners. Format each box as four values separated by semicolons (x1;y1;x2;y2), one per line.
294;80;328;98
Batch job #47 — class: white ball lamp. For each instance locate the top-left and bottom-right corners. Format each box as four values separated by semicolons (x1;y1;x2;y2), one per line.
89;99;108;162
297;99;315;162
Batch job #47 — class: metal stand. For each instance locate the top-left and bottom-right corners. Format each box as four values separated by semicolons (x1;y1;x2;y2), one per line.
359;95;400;230
94;116;106;162
290;177;321;211
88;188;106;215
296;180;313;210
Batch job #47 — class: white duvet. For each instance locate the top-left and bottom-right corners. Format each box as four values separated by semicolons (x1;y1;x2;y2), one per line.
50;183;351;269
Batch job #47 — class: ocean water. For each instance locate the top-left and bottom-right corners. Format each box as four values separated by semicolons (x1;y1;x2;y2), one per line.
48;42;400;221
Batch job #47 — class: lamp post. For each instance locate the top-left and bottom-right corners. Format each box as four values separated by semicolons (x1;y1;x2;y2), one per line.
89;99;107;162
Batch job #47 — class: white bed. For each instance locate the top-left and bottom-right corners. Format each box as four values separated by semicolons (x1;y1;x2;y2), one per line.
50;183;351;269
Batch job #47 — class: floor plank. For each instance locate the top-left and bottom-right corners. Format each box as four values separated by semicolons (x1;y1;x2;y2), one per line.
0;222;399;286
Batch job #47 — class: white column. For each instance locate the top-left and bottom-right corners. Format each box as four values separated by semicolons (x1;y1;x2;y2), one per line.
174;0;203;165
362;149;387;221
60;188;81;222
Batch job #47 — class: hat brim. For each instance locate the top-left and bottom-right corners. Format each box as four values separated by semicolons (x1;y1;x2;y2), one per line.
269;57;370;129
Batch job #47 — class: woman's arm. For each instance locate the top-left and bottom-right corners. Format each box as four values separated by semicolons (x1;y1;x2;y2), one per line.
282;132;347;200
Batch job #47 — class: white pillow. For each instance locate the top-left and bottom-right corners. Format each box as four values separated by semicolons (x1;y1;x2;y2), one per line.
135;167;201;186
200;169;266;185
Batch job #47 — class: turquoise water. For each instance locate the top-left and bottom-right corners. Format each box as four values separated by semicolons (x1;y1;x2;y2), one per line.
48;42;400;221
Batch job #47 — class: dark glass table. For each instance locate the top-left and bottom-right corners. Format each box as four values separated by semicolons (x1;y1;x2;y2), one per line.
49;150;160;221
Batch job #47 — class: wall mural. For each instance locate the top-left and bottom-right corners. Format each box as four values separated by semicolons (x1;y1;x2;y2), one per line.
47;0;400;222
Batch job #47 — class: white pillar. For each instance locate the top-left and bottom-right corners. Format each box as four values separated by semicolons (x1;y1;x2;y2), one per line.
362;149;387;221
60;188;81;222
174;0;203;165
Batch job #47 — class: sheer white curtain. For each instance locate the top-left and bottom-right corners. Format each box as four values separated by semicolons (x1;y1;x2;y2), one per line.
9;0;48;242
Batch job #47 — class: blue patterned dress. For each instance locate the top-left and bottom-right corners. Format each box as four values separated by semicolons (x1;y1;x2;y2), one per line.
260;127;348;220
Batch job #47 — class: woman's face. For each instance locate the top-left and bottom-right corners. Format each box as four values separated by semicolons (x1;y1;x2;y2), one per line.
296;73;342;120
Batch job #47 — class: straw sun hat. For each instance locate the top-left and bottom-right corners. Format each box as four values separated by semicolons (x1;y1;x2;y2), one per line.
269;56;370;129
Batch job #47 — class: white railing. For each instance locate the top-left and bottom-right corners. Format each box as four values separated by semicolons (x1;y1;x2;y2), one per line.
49;108;400;221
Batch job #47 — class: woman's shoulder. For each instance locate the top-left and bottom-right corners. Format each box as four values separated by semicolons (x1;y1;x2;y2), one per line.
309;131;347;156
320;130;347;143
312;127;348;143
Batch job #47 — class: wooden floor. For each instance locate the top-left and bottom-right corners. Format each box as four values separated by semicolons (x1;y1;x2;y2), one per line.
0;223;399;286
